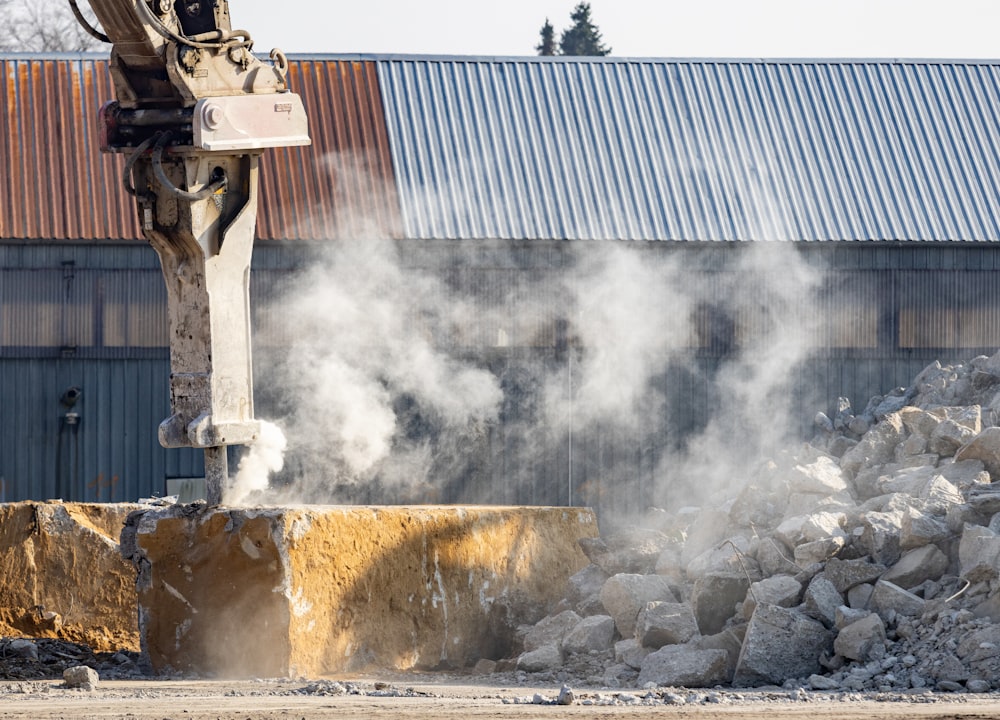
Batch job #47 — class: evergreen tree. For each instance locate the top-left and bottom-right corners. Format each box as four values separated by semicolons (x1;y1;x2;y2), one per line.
536;18;556;56
559;2;611;56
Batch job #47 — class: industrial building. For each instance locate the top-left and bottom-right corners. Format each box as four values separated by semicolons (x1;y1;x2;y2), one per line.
3;53;1000;514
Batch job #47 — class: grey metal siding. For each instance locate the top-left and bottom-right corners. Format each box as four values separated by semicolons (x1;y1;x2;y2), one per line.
3;242;1000;511
377;57;1000;242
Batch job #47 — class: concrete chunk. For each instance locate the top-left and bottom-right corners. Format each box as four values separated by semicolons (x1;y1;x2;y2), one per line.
742;575;802;618
733;603;833;687
787;457;850;495
125;504;597;677
0;502;141;653
858;510;903;566
881;545;948;589
690;572;749;635
840;412;905;477
959;524;1000;583
635;602;699;649
637;645;730;688
524;610;581;652
900;506;951;550
956;427;1000;479
823;557;886;593
62;665;99;691
834;613;886;662
803;574;844;627
600;573;675;639
562;614;615;655
517;644;563;672
871;579;925;619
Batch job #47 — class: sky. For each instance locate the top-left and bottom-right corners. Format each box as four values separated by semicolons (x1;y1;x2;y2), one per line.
229;0;1000;60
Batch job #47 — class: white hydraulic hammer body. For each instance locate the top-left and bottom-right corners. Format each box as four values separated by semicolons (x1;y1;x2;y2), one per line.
71;0;310;503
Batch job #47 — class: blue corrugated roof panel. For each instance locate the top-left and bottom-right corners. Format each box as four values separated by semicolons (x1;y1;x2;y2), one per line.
376;57;1000;242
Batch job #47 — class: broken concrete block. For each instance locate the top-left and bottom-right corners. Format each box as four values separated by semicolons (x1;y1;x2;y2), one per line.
635;602;699;649
932;653;970;683
680;508;731;568
774;515;809;547
784;492;855;519
0;502;141;653
824;557;886;593
730;482;786;531
124;504;597;677
794;536;846;566
565;564;608;607
900;506;950;550
685;536;759;580
930;419;978;457
517;644;563;672
840;412;905;477
966;485;1000;516
847;583;875;610
690;572;749;636
578;529;672;575
614;637;650;670
959;524;1000;583
562;614;615;655
600;573;675;639
733;603;833;687
742;575;802;618
803;575;844;627
689;625;746;680
524;610;582;652
756;537;799;577
833;613;886;662
62;665;99;691
881;545;949;589
938;459;990;492
787;456;850;495
871;580;925;620
834;605;869;629
956;427;1000;479
799;512;848;542
898;406;940;439
858;510;903;566
637;645;729;688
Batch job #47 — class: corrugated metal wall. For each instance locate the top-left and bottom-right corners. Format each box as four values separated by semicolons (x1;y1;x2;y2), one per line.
4;242;1000;509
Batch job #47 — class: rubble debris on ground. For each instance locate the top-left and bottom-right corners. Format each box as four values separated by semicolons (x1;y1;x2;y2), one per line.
0;638;143;680
505;351;1000;693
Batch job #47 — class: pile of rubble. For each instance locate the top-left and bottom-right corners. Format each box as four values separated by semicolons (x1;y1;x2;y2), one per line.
508;352;1000;692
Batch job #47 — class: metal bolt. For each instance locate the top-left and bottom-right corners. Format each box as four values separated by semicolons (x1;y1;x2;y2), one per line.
201;103;224;130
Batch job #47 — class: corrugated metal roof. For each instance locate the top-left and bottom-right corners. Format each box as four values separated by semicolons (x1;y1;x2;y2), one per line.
0;54;401;243
6;54;1000;243
376;57;1000;241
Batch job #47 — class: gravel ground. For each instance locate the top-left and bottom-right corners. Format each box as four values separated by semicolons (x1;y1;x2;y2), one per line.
3;676;1000;719
2;642;1000;720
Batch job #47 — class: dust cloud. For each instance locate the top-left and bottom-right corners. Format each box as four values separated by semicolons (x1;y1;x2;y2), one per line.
228;231;825;518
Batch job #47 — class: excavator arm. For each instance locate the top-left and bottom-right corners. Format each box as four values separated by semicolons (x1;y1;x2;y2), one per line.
71;0;310;504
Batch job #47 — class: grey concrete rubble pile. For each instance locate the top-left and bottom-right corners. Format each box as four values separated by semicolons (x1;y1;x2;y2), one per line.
508;351;1000;692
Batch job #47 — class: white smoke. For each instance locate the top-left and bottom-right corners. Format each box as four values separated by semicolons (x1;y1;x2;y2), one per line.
250;236;503;502
226;419;287;505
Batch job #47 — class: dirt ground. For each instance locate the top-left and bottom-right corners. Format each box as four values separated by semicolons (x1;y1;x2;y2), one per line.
2;677;1000;720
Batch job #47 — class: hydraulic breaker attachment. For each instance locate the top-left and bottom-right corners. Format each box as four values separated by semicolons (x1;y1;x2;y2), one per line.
72;0;310;503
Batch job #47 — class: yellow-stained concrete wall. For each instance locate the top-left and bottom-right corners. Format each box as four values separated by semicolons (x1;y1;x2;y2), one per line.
128;505;597;677
0;502;141;652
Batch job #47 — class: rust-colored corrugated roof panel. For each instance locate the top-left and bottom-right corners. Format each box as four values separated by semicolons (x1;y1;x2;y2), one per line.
0;57;140;242
0;55;400;243
256;59;401;241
